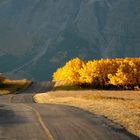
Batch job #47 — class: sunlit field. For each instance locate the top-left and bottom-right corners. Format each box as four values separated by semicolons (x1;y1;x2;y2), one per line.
34;90;140;137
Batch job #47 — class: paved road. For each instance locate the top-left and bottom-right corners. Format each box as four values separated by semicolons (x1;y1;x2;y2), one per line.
0;82;139;140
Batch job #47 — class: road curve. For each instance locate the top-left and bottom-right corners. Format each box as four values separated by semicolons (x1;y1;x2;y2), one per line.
0;82;139;140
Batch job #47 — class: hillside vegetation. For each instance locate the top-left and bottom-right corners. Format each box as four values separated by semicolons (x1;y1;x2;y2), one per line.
0;75;31;95
53;57;140;89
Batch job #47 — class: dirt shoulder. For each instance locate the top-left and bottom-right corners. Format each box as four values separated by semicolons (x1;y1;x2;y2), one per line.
34;90;140;138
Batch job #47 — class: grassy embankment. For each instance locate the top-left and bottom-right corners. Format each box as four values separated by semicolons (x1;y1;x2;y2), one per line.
0;78;32;95
34;90;140;137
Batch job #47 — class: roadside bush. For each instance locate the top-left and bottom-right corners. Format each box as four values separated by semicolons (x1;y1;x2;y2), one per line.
0;74;5;83
53;58;84;84
53;57;140;88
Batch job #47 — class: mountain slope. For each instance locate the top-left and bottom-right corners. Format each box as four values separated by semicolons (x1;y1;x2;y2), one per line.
0;0;140;80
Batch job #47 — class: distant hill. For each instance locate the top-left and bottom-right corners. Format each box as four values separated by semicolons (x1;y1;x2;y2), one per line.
0;0;140;81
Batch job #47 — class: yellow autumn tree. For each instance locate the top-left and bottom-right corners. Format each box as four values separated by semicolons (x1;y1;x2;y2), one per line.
79;59;120;85
53;57;140;87
79;60;98;84
108;59;138;86
53;58;84;84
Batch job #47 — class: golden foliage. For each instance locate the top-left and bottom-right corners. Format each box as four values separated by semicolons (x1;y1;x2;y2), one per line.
53;57;140;87
53;58;84;84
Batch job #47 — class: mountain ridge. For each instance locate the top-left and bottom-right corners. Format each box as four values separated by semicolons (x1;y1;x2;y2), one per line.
0;0;140;80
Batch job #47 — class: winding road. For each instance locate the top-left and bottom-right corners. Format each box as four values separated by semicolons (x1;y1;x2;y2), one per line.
0;82;139;140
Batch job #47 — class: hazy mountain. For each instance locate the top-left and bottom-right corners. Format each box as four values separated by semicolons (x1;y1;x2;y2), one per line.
0;0;140;81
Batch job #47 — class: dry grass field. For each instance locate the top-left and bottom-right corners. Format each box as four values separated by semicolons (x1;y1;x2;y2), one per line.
0;79;31;95
34;90;140;137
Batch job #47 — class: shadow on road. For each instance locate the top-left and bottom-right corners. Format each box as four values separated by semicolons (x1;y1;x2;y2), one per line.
0;107;27;126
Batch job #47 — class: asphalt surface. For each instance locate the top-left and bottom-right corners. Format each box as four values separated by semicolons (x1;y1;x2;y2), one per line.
0;82;139;140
